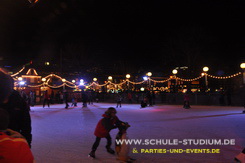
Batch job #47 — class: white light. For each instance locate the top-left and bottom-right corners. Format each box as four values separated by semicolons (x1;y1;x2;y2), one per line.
79;82;85;86
80;79;84;82
18;77;23;81
140;87;145;91
143;76;148;81
45;62;50;66
240;63;245;69
147;72;152;77
62;79;66;82
19;81;25;85
203;66;209;72
172;69;178;75
72;80;76;83
126;74;130;79
108;76;113;80
42;78;46;82
93;78;97;82
201;73;205;76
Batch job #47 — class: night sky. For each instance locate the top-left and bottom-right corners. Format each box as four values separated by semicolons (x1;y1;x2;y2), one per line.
1;0;245;75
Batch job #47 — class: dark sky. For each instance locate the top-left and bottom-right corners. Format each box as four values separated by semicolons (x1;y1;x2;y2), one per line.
1;0;245;75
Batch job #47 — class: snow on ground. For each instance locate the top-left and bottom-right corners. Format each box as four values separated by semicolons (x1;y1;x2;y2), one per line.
30;103;245;163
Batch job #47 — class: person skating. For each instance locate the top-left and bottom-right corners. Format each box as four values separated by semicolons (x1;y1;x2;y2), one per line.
29;91;35;107
82;90;88;108
63;90;69;109
43;90;50;108
140;95;147;108
183;92;191;109
116;94;122;108
71;95;77;107
89;107;122;158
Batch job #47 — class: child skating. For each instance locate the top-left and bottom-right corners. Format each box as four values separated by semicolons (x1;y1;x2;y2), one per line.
89;107;122;158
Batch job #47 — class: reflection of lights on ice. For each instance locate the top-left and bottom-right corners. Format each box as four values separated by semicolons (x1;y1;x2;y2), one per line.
19;81;25;85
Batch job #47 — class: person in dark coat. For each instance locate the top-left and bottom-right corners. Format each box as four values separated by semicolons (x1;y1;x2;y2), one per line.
43;90;50;108
82;90;88;108
183;93;191;109
116;94;123;108
63;90;69;109
89;107;122;158
29;91;35;107
0;70;32;147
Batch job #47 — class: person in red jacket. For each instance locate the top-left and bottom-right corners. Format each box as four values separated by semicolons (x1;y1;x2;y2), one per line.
0;108;34;163
89;107;121;158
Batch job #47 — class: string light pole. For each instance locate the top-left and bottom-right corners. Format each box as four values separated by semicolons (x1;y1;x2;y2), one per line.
172;69;178;92
62;78;66;91
126;74;131;90
203;66;209;92
93;78;98;90
241;63;245;85
146;72;152;90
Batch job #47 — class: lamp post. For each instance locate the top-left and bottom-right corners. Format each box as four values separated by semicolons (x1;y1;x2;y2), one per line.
126;74;130;90
203;66;209;91
172;69;178;93
241;63;245;85
93;78;98;91
62;78;66;91
146;72;152;90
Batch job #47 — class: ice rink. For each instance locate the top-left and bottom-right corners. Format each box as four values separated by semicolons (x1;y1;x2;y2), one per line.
30;103;245;163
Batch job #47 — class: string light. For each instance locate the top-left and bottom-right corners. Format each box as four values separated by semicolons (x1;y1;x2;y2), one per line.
11;66;25;77
206;72;242;79
128;80;147;85
175;75;204;82
150;78;172;83
11;66;243;90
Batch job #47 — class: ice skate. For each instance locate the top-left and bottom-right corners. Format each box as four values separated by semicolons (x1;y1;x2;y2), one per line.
88;150;95;159
106;147;115;154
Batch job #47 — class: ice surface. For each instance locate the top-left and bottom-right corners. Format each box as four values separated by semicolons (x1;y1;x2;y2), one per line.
30;103;245;163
